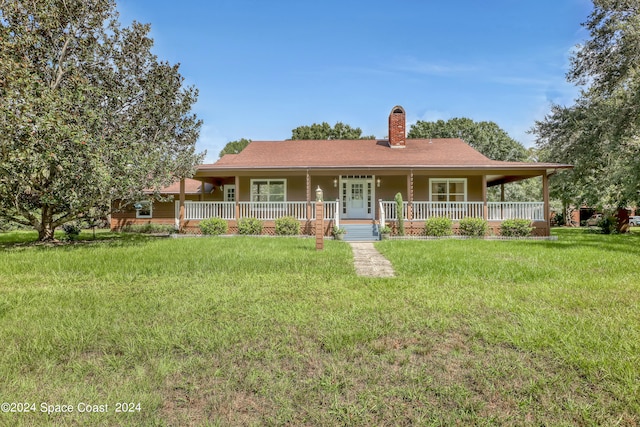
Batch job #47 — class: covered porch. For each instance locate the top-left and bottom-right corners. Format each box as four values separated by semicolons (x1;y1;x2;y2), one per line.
177;167;555;236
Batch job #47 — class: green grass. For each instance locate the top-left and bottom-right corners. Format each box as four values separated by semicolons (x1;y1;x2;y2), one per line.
0;228;638;425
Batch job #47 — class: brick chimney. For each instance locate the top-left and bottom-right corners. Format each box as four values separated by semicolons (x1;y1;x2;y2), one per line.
388;105;406;148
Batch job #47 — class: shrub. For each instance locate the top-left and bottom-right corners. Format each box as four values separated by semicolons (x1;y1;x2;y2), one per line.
121;223;176;234
500;219;533;237
424;217;453;237
458;217;488;237
199;217;228;235
62;222;81;239
597;214;618;234
395;192;405;236
237;217;262;235
332;226;346;236
275;216;300;236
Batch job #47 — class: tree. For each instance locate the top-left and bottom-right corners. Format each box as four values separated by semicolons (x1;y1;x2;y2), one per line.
407;117;527;161
533;95;637;208
291;122;375;140
409;118;537;202
219;138;251;158
532;0;640;210
0;0;203;241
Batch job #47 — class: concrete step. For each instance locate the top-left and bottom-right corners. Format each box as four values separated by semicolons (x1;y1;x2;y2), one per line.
341;224;379;241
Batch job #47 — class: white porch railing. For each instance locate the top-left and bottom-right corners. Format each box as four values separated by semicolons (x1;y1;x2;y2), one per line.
380;201;544;221
380;201;409;221
413;201;484;221
183;201;341;221
488;202;545;221
184;201;235;220
182;200;544;222
239;202;308;220
322;201;339;225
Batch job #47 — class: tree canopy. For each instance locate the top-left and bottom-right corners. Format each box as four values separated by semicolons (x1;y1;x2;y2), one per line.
0;0;203;240
532;0;640;209
219;138;251;158
408;117;527;161
291;122;375;140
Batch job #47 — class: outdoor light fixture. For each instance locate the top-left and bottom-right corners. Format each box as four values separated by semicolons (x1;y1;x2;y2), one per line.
376;178;381;187
315;185;323;202
333;178;338;188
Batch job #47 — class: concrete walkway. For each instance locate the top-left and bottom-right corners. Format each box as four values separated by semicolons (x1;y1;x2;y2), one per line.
349;242;395;278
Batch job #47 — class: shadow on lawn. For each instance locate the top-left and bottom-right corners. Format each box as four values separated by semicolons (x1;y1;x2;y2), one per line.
0;230;163;251
541;228;640;255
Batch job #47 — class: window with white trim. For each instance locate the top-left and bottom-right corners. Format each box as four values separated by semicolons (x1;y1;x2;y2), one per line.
250;179;286;202
135;200;153;218
224;185;236;202
429;178;467;202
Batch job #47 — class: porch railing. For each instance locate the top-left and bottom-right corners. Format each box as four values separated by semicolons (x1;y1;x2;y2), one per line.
380;201;544;221
380;201;409;222
238;202;308;220
184;201;235;220
183;201;545;222
488;202;545;221
413;202;484;221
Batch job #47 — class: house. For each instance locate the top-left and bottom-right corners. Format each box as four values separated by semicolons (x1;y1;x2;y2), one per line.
110;179;214;230
112;106;572;239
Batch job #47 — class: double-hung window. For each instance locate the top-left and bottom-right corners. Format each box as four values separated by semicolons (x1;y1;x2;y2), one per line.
135;200;153;218
250;179;286;202
429;178;467;202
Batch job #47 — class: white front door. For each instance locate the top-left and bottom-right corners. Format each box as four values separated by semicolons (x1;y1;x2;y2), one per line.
342;178;373;218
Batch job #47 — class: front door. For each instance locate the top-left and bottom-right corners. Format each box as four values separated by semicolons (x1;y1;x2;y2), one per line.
342;178;373;219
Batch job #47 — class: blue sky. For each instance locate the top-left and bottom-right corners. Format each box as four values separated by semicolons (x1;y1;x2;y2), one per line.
118;0;593;163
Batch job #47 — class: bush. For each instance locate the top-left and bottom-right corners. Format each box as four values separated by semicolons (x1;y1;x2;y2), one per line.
275;216;300;236
199;217;228;235
597;214;618;234
395;192;405;236
458;217;488;237
500;219;533;237
237;217;263;235
62;222;81;239
424;217;453;237
121;223;176;234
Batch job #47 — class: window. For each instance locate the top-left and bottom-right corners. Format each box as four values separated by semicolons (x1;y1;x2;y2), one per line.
429;179;467;202
135;200;152;218
225;185;236;202
250;179;286;202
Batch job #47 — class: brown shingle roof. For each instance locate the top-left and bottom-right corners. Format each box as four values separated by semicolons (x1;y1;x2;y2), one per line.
197;138;568;171
145;178;211;194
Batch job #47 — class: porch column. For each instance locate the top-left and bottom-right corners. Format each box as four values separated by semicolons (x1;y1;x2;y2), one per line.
482;175;488;220
406;170;414;222
306;169;311;220
200;179;205;201
234;175;240;220
179;178;185;232
543;171;550;235
500;183;505;219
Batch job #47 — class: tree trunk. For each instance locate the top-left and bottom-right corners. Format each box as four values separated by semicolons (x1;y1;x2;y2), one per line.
37;224;56;241
37;206;56;241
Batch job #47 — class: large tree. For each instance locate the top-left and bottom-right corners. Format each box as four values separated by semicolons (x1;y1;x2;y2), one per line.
408;118;538;201
533;0;640;209
0;0;202;241
291;122;375;140
219;138;251;158
407;117;527;161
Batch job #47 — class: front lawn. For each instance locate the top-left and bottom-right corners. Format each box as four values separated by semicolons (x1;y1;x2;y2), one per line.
0;229;638;425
